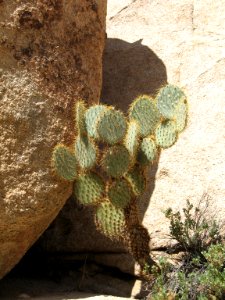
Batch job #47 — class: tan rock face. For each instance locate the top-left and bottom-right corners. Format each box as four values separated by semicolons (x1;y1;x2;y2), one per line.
105;0;225;249
33;0;225;275
0;0;106;278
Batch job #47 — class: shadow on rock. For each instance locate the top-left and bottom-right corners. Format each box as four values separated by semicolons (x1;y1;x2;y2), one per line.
101;38;167;111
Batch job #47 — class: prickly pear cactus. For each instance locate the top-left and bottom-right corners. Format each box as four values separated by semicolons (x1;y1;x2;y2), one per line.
74;135;97;170
124;120;140;157
101;145;131;178
156;84;186;118
85;104;108;139
95;202;126;238
108;179;132;208
52;84;188;271
129;95;161;137
125;166;146;196
74;172;104;205
97;108;127;144
138;137;158;165
52;145;77;181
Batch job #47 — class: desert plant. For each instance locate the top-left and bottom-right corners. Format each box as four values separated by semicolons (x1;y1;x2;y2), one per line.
147;199;224;300
52;84;188;270
164;195;222;254
148;244;225;300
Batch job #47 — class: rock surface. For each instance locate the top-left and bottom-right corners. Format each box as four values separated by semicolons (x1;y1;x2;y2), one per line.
30;0;225;279
0;0;106;279
103;0;225;250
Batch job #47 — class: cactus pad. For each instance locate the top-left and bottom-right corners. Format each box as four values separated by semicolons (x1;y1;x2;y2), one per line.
155;120;177;149
97;108;127;145
74;172;104;205
129;95;161;137
102;145;131;178
108;179;132;209
74;100;87;135
157;84;186;119
125;166;146;196
52;145;77;181
124;120;139;157
85;105;108;139
95;202;126;238
174;99;188;132
138;137;158;166
74;135;97;170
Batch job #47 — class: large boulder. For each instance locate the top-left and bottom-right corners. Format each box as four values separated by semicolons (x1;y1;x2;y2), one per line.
0;0;107;278
34;0;225;275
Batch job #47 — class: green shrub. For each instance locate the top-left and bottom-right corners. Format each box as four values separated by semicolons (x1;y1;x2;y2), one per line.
149;243;225;300
148;198;224;300
164;196;221;255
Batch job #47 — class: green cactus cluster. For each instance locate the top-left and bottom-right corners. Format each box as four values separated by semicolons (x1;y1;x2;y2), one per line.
95;202;126;238
52;84;188;266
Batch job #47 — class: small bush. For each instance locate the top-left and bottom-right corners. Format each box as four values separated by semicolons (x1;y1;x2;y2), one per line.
164;195;222;254
149;243;225;300
147;196;225;300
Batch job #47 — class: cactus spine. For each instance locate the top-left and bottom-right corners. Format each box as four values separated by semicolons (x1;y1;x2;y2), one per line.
52;84;188;271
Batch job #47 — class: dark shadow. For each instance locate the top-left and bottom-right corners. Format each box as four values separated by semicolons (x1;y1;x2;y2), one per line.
0;38;167;299
101;38;167;112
